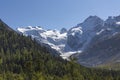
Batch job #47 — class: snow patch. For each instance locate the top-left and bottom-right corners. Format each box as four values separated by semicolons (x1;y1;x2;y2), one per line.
96;29;105;35
71;27;83;35
116;22;120;25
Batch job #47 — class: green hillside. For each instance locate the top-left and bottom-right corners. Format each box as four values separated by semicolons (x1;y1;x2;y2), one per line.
0;20;120;80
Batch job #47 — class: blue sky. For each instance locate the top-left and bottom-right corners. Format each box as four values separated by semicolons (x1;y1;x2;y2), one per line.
0;0;120;30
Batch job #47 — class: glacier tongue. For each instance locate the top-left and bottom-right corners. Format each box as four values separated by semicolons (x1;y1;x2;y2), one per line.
60;51;82;60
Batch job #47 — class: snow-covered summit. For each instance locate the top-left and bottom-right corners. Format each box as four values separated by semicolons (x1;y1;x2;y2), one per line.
17;26;45;33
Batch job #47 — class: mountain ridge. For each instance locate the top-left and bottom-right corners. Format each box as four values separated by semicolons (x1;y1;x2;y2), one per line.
17;15;120;69
17;15;109;59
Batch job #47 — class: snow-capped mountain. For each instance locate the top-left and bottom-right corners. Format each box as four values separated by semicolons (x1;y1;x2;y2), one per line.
18;26;66;51
67;16;104;51
17;15;120;63
74;15;120;67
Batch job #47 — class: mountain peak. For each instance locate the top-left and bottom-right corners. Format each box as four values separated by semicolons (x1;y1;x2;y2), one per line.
60;28;67;34
77;15;104;31
84;15;101;22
